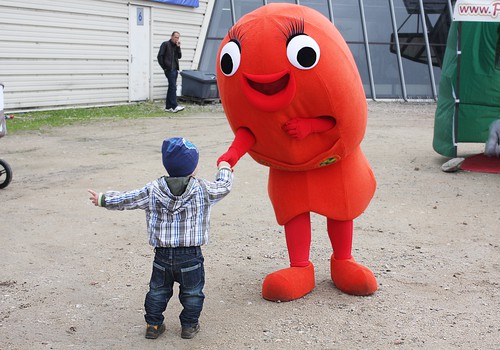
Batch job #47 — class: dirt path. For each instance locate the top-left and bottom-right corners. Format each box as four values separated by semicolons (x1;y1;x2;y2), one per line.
1;102;498;349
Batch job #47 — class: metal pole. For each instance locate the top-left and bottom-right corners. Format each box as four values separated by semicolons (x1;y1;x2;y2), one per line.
229;0;236;25
418;0;438;100
388;0;408;101
359;0;377;100
446;0;454;18
327;0;335;23
453;22;462;157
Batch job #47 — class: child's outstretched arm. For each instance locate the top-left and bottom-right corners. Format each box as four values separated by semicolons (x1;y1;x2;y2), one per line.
88;186;150;210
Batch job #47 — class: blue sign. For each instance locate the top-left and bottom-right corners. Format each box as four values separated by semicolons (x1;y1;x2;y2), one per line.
149;0;199;7
137;8;144;26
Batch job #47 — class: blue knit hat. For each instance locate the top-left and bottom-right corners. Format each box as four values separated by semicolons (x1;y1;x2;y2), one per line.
161;137;199;177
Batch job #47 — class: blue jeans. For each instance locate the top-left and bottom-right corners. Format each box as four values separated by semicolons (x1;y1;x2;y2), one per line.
164;69;178;109
144;247;205;327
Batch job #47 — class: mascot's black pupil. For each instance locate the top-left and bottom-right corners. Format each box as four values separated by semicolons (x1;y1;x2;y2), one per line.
221;53;234;74
298;47;316;68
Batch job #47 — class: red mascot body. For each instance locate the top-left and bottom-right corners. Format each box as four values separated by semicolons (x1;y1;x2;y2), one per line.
217;3;377;301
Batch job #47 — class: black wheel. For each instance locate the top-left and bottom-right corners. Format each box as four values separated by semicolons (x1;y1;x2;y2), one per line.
0;159;12;189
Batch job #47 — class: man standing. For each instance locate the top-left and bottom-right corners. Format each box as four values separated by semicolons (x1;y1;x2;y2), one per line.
158;31;185;113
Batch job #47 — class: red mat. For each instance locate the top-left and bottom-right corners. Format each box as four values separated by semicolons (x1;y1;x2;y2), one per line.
461;153;500;174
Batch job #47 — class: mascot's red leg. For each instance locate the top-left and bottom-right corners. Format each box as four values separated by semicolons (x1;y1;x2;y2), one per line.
262;212;315;301
327;219;377;296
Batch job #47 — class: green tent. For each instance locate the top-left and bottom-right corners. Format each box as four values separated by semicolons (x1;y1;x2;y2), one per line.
433;20;500;158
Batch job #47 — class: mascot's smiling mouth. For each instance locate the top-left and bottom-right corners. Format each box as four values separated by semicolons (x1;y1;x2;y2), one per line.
241;70;296;112
247;73;290;95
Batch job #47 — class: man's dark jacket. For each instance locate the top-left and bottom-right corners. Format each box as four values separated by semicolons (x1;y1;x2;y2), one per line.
157;40;182;71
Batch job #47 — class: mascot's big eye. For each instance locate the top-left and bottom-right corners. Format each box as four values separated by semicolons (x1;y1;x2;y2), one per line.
220;41;241;76
286;35;320;70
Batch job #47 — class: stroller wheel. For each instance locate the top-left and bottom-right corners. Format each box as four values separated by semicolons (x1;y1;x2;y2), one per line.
0;158;12;189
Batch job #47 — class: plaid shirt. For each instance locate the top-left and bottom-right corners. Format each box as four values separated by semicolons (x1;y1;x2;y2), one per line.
101;168;233;247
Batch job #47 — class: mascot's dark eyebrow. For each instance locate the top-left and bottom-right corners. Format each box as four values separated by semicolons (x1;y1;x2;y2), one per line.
280;17;306;44
228;25;245;48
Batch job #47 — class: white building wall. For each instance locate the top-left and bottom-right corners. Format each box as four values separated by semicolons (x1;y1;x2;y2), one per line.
0;0;211;111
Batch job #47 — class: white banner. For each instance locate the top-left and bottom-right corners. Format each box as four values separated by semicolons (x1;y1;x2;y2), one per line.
453;0;500;22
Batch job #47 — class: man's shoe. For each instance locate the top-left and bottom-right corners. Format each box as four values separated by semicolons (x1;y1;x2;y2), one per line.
181;323;200;339
174;105;185;112
165;108;175;113
145;323;166;339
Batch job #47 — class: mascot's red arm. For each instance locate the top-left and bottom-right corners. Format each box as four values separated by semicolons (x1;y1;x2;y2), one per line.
217;128;256;167
282;116;336;140
218;117;335;166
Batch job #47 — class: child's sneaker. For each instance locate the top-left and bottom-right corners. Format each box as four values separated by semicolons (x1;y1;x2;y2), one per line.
145;323;166;339
181;323;200;339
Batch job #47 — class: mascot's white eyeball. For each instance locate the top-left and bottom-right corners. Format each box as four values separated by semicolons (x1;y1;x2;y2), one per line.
286;34;320;70
220;40;241;76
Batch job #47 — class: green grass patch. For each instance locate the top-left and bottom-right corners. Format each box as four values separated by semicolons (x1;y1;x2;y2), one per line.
4;101;223;134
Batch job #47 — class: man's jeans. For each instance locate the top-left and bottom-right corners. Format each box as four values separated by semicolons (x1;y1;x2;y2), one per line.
144;247;205;327
164;69;178;109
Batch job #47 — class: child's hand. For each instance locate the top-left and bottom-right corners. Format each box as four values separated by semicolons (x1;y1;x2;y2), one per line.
217;148;239;167
218;161;231;170
88;189;99;206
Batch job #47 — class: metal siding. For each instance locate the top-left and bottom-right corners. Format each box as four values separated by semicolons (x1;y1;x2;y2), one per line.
0;0;209;111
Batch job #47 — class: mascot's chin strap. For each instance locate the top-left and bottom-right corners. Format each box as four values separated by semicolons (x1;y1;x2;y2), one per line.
217;127;256;167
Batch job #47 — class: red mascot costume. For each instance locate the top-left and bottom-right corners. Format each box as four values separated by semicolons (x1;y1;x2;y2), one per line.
217;3;377;301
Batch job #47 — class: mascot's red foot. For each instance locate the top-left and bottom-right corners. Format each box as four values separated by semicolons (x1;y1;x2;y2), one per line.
330;256;377;296
262;262;315;301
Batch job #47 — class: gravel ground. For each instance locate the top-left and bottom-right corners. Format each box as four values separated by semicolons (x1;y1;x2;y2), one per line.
1;102;499;350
